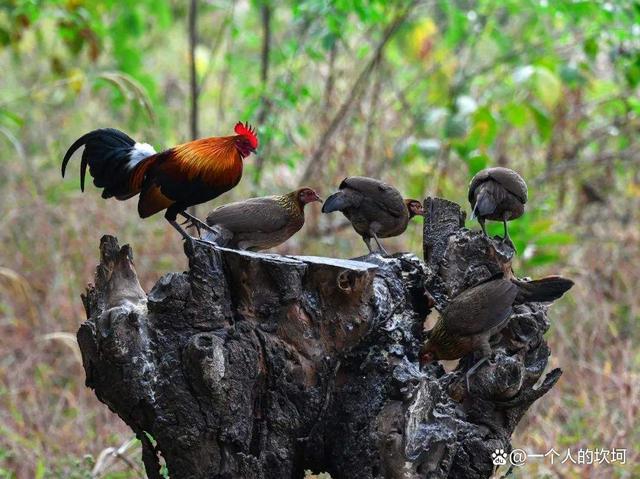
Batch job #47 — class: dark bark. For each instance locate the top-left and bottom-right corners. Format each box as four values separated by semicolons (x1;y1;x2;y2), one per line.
78;197;564;479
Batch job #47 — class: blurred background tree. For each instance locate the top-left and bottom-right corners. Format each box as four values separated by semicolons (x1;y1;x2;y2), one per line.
0;0;638;477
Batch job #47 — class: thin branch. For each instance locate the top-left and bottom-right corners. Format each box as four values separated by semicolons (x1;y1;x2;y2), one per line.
322;42;338;123
197;8;234;95
300;0;419;184
188;0;199;141
216;4;237;123
363;62;383;175
188;0;199;217
533;148;640;184
252;1;273;187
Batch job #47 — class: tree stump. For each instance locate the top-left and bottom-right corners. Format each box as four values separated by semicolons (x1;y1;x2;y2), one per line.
77;197;564;479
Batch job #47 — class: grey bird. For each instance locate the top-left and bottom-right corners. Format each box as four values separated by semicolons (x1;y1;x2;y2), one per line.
204;187;322;251
321;176;424;254
468;167;528;243
421;275;574;390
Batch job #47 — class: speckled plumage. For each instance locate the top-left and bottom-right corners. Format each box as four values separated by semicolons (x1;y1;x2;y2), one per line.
206;188;320;251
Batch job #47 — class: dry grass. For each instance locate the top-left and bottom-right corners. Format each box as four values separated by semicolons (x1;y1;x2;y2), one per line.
511;224;640;478
1;28;638;479
2;167;638;478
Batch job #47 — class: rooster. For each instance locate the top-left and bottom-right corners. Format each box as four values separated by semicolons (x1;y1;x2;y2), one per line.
62;122;258;240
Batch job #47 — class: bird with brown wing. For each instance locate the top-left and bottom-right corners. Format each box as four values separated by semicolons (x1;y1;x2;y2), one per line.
321;176;424;254
421;275;574;390
203;187;322;251
468;167;528;243
62;122;258;241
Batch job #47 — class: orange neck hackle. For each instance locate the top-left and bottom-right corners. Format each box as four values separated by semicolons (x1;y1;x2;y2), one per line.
173;136;243;184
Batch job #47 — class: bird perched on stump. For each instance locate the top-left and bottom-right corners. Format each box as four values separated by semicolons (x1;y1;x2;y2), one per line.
203;187;322;251
468;167;527;243
62;122;258;241
420;275;574;390
321;176;424;254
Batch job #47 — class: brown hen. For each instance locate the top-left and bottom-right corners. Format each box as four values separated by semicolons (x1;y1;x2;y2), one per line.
205;187;322;251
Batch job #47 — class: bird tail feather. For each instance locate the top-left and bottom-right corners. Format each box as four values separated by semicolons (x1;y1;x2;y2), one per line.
514;276;574;304
62;128;156;199
471;201;480;220
321;191;349;213
473;188;496;219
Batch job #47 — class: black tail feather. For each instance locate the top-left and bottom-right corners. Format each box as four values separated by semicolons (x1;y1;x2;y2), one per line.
62;128;146;197
322;191;349;213
514;276;574;304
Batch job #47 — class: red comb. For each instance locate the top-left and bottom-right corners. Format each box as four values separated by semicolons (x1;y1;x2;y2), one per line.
234;122;258;149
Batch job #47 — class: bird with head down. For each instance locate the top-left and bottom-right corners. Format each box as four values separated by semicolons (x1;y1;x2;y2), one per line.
421;274;574;390
468;166;528;245
321;176;424;255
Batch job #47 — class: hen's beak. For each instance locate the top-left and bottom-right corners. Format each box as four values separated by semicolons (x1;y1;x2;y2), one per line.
313;193;323;203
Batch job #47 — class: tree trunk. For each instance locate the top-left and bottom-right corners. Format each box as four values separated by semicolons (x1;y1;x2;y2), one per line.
77;197;563;479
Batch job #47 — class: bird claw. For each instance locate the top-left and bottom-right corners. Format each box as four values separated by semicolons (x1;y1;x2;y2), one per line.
465;356;489;393
180;212;219;239
183;219;202;237
500;235;516;253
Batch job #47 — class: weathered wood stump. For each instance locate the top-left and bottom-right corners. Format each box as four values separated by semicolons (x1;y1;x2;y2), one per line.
77;198;564;479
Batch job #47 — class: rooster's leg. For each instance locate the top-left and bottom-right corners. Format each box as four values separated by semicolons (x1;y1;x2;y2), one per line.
167;219;196;241
167;219;218;248
179;211;219;237
165;209;216;247
465;342;492;392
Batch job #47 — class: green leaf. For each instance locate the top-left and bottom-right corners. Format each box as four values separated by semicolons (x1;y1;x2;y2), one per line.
467;154;489;176
445;115;467;139
583;36;599;59
503;102;529;127
560;65;586;87
468;106;497;147
527;250;560;267
528;103;552;141
34;460;46;479
624;56;640;88
534;66;561;110
443;3;467;48
535;232;575;246
0;109;24;127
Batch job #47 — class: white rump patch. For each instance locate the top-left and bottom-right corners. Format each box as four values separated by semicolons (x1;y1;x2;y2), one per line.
128;142;156;169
